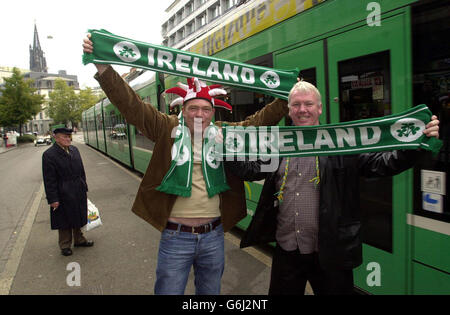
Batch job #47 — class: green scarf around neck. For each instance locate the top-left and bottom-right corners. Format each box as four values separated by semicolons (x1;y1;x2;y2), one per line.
156;114;229;198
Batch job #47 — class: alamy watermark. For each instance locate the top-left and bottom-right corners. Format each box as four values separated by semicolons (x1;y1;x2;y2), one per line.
366;262;381;287
66;262;81;287
66;262;104;294
367;2;381;27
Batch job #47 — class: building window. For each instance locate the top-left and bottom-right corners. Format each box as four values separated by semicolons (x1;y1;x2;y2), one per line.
198;13;206;28
168;17;175;30
224;0;237;12
169;34;176;46
177;29;185;42
186;22;195;35
186;1;193;16
176;9;184;24
209;4;220;21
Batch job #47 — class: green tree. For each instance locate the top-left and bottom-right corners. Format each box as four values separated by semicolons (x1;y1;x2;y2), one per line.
47;79;99;128
0;68;43;134
47;78;78;126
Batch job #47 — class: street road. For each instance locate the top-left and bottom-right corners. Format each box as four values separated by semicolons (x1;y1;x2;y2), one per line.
0;142;49;275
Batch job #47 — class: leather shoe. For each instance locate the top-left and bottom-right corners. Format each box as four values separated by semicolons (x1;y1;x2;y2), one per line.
74;240;94;247
61;248;73;256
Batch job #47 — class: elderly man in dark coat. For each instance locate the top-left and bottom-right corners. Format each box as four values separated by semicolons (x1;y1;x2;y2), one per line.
42;127;93;256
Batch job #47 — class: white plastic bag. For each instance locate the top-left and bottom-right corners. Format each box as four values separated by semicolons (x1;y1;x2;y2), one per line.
86;199;102;231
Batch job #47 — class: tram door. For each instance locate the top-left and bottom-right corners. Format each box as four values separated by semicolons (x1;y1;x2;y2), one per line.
274;40;327;125
275;13;411;294
327;14;410;294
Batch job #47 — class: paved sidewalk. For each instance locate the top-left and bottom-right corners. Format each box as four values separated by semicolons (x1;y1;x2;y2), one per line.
0;145;17;154
6;137;273;295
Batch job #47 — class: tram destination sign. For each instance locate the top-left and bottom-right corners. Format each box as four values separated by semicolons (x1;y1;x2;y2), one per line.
82;29;298;100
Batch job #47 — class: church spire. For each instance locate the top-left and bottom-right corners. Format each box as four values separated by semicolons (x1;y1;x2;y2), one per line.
29;23;48;73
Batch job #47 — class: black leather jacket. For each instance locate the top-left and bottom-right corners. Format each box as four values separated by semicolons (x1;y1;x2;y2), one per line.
226;150;422;271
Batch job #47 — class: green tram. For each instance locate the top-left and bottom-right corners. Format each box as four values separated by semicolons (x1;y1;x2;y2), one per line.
82;0;449;294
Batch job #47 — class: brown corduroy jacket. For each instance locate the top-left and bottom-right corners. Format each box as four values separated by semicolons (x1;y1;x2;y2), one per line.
95;65;288;232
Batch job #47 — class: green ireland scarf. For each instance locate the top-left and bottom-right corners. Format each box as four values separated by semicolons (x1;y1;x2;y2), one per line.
221;104;442;159
82;29;298;100
156;114;230;198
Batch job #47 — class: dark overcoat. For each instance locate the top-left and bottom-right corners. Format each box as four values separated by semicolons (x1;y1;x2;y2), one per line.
42;143;88;230
228;150;423;271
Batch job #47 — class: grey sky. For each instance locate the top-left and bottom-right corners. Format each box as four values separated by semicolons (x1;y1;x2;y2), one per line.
1;0;168;88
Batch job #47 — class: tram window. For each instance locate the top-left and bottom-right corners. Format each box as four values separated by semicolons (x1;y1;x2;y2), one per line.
135;128;155;152
134;95;156;152
215;53;275;123
106;111;128;143
96;113;103;133
215;89;274;123
338;50;393;253
412;0;449;222
299;67;317;87
338;51;391;122
105;111;115;140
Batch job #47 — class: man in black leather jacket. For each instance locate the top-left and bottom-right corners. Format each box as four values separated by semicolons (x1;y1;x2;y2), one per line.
226;81;440;295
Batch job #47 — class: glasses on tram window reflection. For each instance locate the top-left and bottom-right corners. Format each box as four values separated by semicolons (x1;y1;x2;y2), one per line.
186;106;213;114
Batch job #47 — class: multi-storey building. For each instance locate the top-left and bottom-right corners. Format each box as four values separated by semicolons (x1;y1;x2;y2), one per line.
162;0;242;49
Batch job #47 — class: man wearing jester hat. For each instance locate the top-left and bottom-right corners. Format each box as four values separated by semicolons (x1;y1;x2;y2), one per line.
83;35;289;295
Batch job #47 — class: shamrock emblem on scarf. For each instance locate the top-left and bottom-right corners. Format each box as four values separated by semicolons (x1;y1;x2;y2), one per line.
119;46;136;58
396;122;420;138
260;71;280;89
390;118;425;143
264;74;277;85
113;41;141;62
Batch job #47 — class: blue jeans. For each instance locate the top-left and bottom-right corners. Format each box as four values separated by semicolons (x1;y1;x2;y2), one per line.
154;223;225;295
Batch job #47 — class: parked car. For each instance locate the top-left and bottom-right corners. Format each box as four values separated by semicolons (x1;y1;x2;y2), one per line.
35;135;51;146
111;124;127;139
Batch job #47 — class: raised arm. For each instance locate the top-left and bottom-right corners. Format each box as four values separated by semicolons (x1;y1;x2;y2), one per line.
225;159;273;182
239;98;289;127
82;34;174;142
217;98;289;128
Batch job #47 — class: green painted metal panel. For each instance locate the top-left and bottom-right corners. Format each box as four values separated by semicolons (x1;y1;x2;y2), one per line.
327;13;411;295
413;262;450;295
132;146;152;174
85;107;98;148
274;40;327;124
413;226;450;274
213;0;416;63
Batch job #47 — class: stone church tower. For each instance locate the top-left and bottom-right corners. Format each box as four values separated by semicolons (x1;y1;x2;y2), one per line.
29;24;47;73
